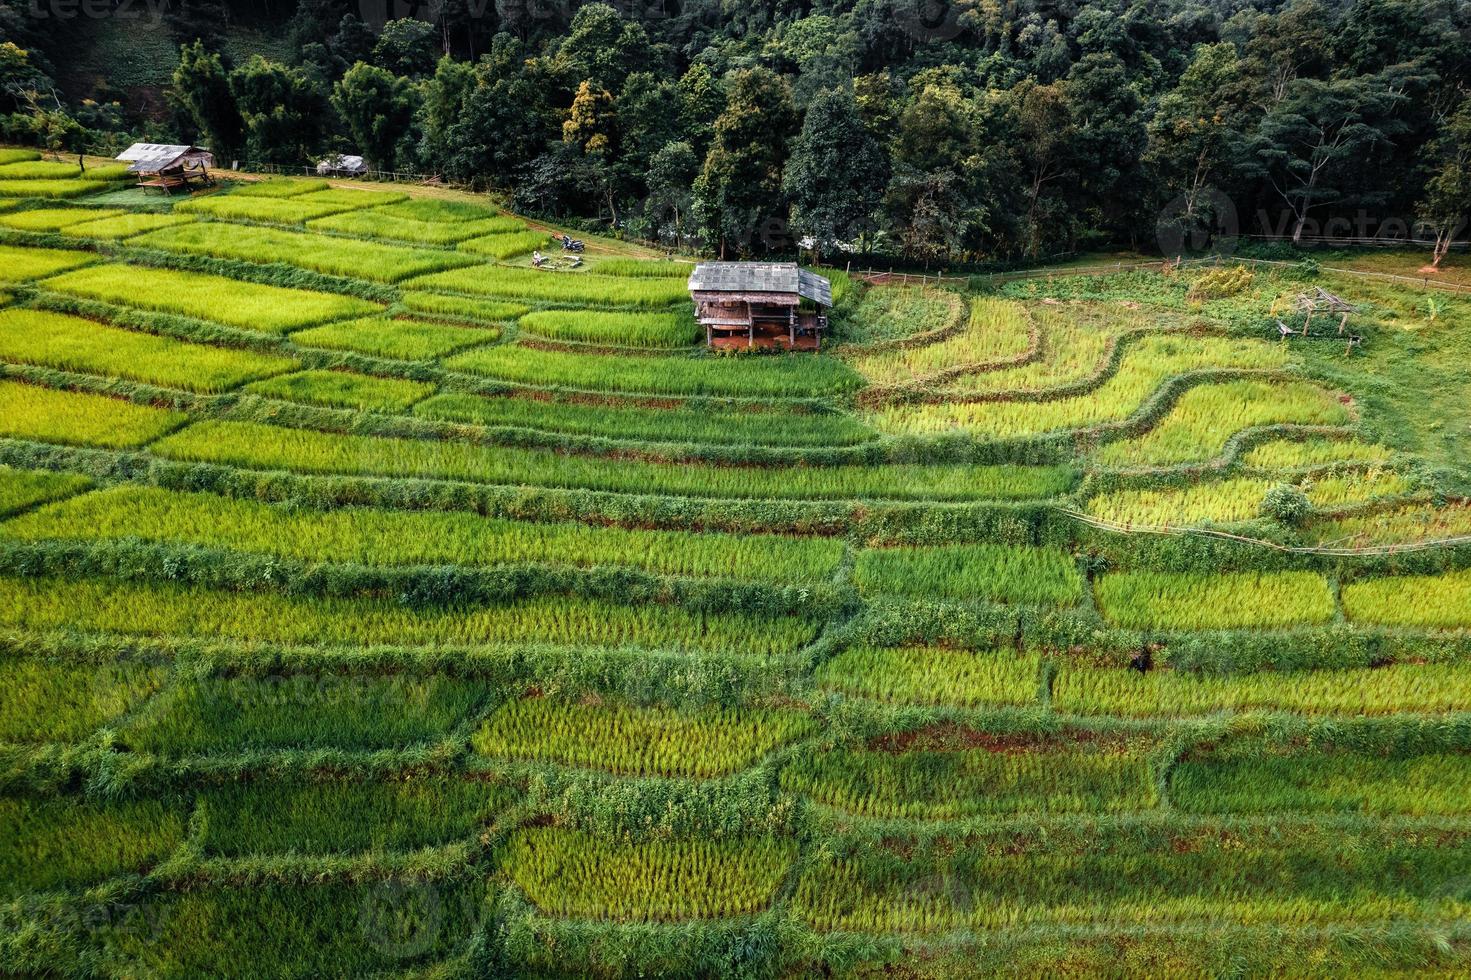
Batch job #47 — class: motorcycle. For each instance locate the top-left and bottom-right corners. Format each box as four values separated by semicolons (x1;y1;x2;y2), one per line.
560;234;585;253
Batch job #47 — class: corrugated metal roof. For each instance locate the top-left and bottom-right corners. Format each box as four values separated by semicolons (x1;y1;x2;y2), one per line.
687;262;831;306
117;143;200;162
318;154;367;173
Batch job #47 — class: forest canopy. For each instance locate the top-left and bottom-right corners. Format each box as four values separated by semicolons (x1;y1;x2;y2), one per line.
3;0;1469;263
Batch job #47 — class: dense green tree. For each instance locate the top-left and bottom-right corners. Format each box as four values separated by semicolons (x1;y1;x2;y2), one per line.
1420;98;1471;267
693;68;798;257
552;4;652;92
373;18;440;78
331;62;416;172
171;40;245;164
645;141;700;245
230;56;329;165
417;55;476;174
784;88;887;259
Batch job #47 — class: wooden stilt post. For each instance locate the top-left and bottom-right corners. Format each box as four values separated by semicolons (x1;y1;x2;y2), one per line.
1302;308;1313;337
1338;311;1349;335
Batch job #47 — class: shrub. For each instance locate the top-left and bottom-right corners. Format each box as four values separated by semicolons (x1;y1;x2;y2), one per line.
1260;483;1312;526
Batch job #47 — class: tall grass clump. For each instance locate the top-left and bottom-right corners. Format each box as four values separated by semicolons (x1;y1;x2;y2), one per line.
0;308;298;392
43;264;383;332
407;265;689;307
502;828;794;921
152;419;1073;502
516;309;700;349
0;575;817;657
0;379;185;448
853;543;1084;606
132;222;479;282
1095;570;1336;629
290;315;498;359
814;646;1042;707
242;369;434;412
4;484;844;583
444;344;864;397
473;696;815;777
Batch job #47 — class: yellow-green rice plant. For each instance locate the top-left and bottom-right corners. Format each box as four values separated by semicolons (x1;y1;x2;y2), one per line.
516;309;699;349
0;656;166;741
42;264;383;333
1052;662;1471;717
308;210;524;244
1185;264;1253;301
1087;471;1410;526
847;296;1031;383
853;543;1084;606
228;178;330;197
1309;501;1471;546
0;179;111;198
0;464;91;516
407;265;690;307
502;828;794;921
0;243;97;283
0;308;298;392
1172;740;1471;815
444;344;863;398
472;696;815;777
60;211;197;240
0;796;185;898
0;575;818;656
1095;379;1350;468
591;259;694;278
938;301;1144;396
131;222;479;282
398;290;528;324
293;187;408;208
376;197;502;222
813;646;1042;707
1341;570;1471;629
4;484;845;583
290;315;498;359
457;230;553;259
0;160;84;179
197;778;515;856
779;731;1159;819
151;419;1075;502
175;194;351;225
0;206;122;231
242;369;434;412
0;150;40;165
877;332;1286;437
0;379;185;448
1094;570;1336;630
120;673;488;753
1241;436;1393;469
414;391;875;447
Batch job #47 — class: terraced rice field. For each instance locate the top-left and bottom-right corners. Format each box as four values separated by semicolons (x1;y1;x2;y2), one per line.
3;168;1471;976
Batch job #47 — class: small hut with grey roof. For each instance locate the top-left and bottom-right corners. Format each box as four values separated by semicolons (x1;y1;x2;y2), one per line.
115;144;215;194
687;262;832;350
